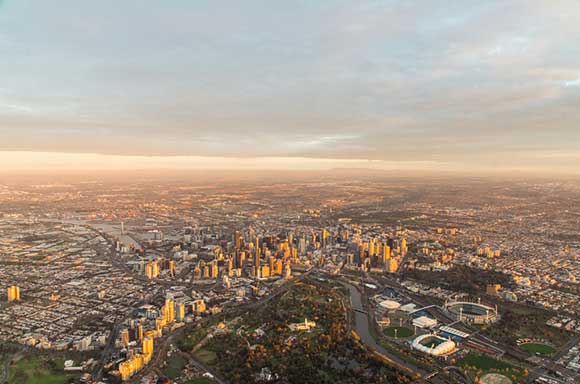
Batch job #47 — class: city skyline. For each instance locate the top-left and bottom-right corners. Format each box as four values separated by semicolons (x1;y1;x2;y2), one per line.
2;2;580;383
1;0;579;174
1;175;579;383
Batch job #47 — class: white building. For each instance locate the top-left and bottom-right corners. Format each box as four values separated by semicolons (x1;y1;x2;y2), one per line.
412;316;437;329
378;300;401;311
412;334;456;356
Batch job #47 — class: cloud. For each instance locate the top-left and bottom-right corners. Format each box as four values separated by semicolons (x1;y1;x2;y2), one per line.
0;102;34;113
565;77;580;87
0;0;578;174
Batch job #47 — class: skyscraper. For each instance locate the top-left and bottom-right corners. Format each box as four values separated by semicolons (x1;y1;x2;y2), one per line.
234;230;242;249
382;244;391;264
388;258;399;273
163;298;175;323
142;336;154;355
7;286;20;302
121;328;130;348
176;302;185;322
168;260;176;277
254;237;261;277
210;260;219;279
299;237;307;255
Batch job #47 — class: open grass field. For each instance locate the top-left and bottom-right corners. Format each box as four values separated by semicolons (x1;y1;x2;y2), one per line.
383;326;414;338
6;354;78;384
162;354;188;379
481;302;572;348
520;342;555;355
195;348;217;365
460;352;513;371
460;352;525;383
419;336;445;348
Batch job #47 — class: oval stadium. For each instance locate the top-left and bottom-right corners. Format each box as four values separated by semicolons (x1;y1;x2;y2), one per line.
444;301;498;324
411;334;456;356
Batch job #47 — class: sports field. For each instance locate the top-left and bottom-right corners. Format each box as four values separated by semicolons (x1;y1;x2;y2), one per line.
480;373;512;384
419;336;445;348
460;352;513;371
384;326;413;338
520;342;555;355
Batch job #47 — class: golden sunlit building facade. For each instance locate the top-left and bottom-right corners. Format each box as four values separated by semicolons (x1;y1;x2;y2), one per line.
7;286;20;302
145;261;160;279
177;302;185;322
192;299;206;314
121;328;130;348
387;258;399;273
142;336;154;355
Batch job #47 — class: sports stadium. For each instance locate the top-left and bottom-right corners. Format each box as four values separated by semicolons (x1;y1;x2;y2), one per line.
411;334;456;356
444;301;498;324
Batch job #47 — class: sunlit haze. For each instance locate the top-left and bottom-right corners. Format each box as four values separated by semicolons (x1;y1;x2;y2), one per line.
1;3;580;382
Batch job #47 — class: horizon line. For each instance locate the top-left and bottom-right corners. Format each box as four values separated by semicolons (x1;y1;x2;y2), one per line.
0;151;579;178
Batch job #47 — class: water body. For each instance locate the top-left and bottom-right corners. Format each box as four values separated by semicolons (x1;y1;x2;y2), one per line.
341;281;428;376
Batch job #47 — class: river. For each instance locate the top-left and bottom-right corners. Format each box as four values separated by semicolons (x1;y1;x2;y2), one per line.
341;281;429;377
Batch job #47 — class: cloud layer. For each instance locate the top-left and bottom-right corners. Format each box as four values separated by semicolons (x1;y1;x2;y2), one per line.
0;0;579;172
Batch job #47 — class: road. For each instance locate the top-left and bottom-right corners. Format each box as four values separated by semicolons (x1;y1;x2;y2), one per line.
177;350;228;384
131;269;313;383
371;274;580;383
0;357;9;384
553;335;580;361
76;217;315;383
340;281;430;378
92;319;124;381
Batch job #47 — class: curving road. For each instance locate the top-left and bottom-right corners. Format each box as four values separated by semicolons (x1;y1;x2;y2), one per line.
0;358;9;384
131;270;313;383
341;281;430;378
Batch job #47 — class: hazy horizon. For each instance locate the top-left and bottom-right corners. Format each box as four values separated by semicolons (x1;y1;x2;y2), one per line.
0;150;579;176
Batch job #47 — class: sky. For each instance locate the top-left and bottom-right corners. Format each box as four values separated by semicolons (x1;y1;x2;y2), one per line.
0;0;579;173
